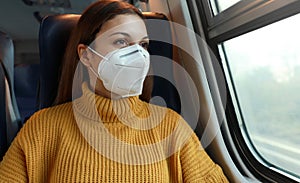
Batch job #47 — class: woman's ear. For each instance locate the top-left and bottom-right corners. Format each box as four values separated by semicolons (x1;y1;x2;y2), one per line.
77;44;90;67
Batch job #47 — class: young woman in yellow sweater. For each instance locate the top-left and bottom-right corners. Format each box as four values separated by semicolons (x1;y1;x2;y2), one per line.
0;0;229;182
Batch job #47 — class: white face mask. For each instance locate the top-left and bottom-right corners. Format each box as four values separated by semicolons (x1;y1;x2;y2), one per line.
88;44;150;98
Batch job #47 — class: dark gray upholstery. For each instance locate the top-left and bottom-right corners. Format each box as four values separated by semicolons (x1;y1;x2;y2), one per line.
14;63;40;122
0;31;21;160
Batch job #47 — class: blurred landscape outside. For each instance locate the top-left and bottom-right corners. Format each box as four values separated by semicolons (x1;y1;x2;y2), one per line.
219;12;300;177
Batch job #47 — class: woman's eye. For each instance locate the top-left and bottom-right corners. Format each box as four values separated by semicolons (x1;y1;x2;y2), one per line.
114;39;128;47
140;42;149;50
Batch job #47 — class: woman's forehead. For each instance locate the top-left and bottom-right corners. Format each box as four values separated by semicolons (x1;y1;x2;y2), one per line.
96;14;147;39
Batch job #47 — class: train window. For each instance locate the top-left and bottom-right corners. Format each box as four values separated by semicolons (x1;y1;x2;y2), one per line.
187;0;300;181
209;0;241;15
219;12;300;177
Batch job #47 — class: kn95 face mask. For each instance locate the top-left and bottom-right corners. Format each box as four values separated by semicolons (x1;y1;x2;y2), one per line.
87;44;150;98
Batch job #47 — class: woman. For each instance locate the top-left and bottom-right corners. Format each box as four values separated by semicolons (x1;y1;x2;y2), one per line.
0;0;229;182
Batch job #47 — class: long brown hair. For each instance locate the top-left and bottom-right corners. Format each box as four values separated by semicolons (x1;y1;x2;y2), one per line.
54;0;152;105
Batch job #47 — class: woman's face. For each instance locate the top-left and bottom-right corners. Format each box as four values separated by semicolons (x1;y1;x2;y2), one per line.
78;14;149;98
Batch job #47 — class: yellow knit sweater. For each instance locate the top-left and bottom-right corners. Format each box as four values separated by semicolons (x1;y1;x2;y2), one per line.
0;83;229;182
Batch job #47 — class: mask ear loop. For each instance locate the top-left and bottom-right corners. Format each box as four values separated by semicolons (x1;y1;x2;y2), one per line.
87;46;107;60
87;46;107;77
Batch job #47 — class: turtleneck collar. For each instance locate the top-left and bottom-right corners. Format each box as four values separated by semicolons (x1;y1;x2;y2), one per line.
73;82;149;123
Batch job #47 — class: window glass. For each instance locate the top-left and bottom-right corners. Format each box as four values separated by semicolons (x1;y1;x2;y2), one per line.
219;13;300;177
210;0;241;15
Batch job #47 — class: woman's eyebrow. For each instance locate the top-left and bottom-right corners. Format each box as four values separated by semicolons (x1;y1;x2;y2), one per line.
109;32;131;38
109;32;149;40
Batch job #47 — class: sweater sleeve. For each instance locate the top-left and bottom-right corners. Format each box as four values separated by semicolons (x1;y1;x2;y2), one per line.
180;134;229;183
0;134;28;182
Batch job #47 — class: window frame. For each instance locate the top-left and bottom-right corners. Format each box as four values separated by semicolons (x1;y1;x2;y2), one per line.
203;0;300;42
187;0;300;182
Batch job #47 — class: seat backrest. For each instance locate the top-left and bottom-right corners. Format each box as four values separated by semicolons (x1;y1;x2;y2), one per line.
14;63;40;122
0;31;21;160
38;12;180;113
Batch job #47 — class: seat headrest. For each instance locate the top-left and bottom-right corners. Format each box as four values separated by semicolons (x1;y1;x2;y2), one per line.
38;14;79;109
38;12;180;113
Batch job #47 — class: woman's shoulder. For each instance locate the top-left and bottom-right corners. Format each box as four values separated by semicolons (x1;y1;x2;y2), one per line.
145;100;180;115
19;102;74;136
29;102;73;122
144;101;192;131
6;102;75;161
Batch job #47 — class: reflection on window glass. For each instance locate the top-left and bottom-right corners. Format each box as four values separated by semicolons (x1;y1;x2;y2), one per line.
220;13;300;177
210;0;241;15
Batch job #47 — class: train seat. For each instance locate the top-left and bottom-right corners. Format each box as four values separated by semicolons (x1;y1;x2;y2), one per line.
38;12;180;113
0;31;21;160
14;63;40;122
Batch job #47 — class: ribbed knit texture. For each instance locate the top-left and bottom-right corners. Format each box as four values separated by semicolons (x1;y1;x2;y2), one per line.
0;83;229;182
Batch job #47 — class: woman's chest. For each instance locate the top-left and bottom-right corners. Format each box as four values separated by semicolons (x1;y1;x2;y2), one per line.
50;146;171;182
